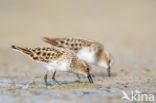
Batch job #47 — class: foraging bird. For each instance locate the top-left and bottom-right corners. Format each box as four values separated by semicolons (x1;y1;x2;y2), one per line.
11;45;93;86
43;37;112;77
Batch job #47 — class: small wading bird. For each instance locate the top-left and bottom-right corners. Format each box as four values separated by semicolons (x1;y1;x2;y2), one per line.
43;37;112;77
11;45;93;87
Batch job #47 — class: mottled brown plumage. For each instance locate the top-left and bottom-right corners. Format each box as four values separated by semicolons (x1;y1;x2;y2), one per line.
12;45;64;63
43;37;112;77
11;45;94;86
43;37;96;53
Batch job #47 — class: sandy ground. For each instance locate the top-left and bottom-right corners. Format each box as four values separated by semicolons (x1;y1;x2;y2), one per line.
0;0;156;103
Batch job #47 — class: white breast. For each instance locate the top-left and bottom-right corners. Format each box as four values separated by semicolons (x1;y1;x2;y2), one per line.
41;59;70;72
49;60;70;71
98;61;108;68
77;47;96;64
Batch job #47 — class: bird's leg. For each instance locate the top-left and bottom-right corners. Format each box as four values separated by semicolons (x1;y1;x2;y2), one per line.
52;71;56;80
107;67;111;77
76;74;81;80
44;71;48;87
52;71;60;85
88;74;94;83
74;73;81;83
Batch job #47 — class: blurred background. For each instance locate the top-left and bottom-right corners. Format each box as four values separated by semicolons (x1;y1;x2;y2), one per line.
0;0;156;103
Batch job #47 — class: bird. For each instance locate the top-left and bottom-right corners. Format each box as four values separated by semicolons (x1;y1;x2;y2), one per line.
11;45;93;87
43;37;112;77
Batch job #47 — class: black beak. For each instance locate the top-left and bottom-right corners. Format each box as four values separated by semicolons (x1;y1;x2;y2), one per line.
107;67;111;77
88;74;94;83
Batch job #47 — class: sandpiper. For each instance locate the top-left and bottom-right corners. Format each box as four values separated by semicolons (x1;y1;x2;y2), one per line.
11;45;93;86
43;37;112;77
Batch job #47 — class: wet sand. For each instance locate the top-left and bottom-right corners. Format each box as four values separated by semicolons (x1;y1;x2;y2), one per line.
0;0;156;103
0;53;155;103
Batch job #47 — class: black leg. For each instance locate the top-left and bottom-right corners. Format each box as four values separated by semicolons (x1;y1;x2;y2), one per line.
76;74;81;80
52;71;56;80
52;71;60;85
107;67;111;77
88;74;94;83
44;73;48;87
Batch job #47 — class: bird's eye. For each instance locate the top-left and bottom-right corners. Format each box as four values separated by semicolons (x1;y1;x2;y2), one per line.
86;68;89;71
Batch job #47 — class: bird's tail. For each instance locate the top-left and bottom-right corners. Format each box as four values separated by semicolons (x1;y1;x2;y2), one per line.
11;45;32;55
42;37;58;46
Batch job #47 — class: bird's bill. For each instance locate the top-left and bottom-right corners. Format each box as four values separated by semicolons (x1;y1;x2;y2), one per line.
88;74;94;83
